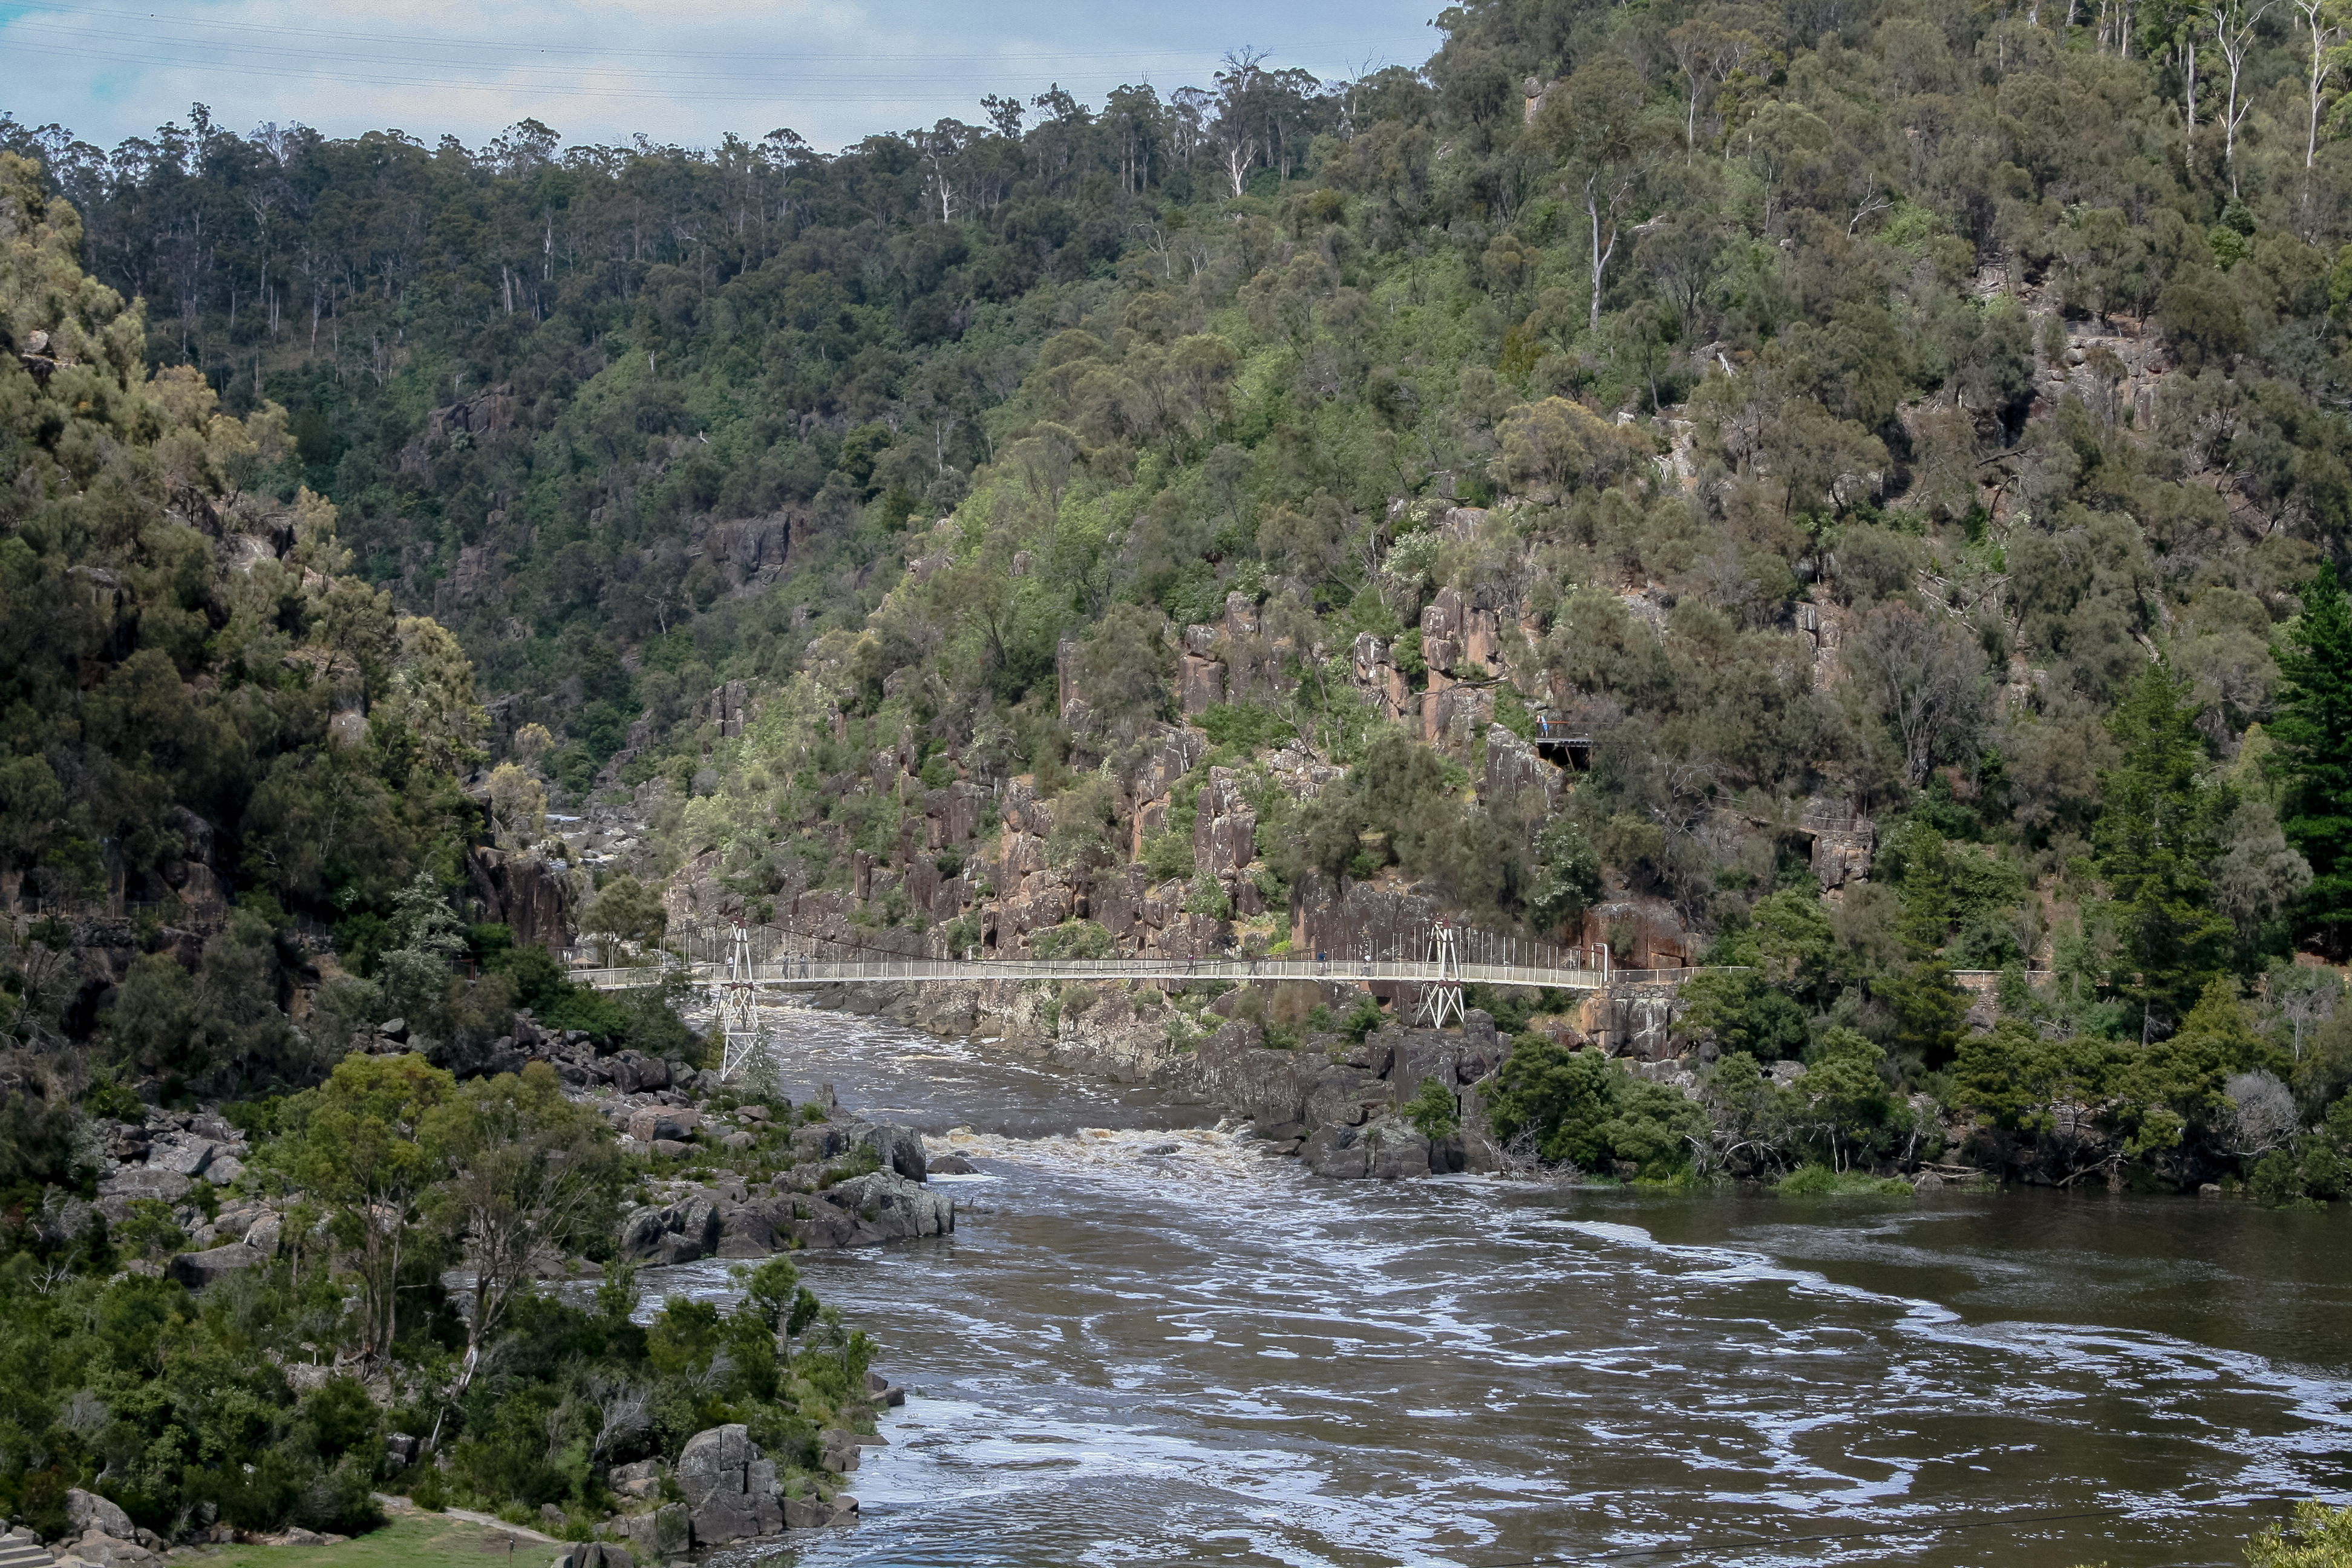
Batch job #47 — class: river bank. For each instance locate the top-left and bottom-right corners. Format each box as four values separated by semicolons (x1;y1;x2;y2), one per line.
811;974;1528;1180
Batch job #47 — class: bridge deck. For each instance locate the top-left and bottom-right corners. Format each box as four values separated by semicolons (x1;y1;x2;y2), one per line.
576;957;1709;993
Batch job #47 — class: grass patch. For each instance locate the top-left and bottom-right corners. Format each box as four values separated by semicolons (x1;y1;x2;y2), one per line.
194;1513;555;1568
1775;1165;1915;1197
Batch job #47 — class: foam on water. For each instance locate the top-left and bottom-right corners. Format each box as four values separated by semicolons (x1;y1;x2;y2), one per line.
656;1005;2352;1567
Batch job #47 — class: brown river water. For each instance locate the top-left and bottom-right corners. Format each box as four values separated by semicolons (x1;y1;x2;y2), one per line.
641;1004;2352;1568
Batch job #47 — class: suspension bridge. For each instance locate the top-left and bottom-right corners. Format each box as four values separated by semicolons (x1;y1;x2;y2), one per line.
572;922;1720;1082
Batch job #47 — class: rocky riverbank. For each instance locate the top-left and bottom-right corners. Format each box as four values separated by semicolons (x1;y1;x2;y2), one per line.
815;976;1515;1180
36;1007;958;1312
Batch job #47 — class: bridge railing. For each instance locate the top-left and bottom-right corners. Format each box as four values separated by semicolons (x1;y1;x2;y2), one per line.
572;956;1722;992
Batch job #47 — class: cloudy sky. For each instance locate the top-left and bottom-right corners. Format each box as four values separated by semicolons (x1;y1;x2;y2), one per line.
1;0;1442;155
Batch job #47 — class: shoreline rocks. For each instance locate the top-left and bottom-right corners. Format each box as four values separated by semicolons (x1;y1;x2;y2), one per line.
816;978;1510;1181
663;1422;858;1549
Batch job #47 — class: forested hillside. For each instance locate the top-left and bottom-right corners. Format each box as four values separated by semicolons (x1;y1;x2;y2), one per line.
8;0;2352;1198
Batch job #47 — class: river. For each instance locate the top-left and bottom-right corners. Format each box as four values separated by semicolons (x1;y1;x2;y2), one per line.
644;1004;2352;1568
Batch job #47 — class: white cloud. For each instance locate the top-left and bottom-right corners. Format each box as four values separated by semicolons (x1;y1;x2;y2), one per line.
2;0;1436;154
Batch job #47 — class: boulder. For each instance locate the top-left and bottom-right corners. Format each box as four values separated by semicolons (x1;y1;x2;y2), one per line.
145;1135;215;1178
782;1494;857;1529
928;1154;979;1175
608;1458;662;1498
203;1154;246;1186
549;1546;633;1568
676;1423;784;1546
619;1503;688;1558
616;1197;720;1264
857;1120;929;1183
627;1107;698;1143
1361;1117;1433;1180
821;1169;953;1240
243;1212;283;1255
97;1167;191;1205
1300;1123;1368;1179
65;1489;136;1541
384;1433;419;1469
717;1207;776;1257
61;1532;163;1568
168;1243;267;1290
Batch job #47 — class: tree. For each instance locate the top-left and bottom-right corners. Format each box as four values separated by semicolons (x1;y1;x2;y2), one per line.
1847;603;1989;786
379;872;469;1019
281;1052;455;1365
1794;1027;1898;1171
1525;816;1602;932
2096;665;2232;1027
1666;19;1760;148
483;762;547;849
421;1062;620;1399
578;874;668;964
2275;565;2352;950
2293;0;2348;175
2206;0;2273;195
1491;397;1645;499
1677;970;1811;1060
1403;1076;1461;1139
1536;56;1653;332
2210;800;2311;947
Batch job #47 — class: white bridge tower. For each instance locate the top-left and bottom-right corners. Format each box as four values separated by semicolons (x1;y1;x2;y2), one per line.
1414;920;1465;1030
714;920;766;1082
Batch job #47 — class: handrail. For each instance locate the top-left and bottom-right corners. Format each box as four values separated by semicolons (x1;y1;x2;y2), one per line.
570;958;1736;992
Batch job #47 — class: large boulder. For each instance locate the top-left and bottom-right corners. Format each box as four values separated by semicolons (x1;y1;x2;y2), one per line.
619;1504;687;1558
783;1494;858;1529
145;1134;217;1177
168;1243;267;1290
65;1489;135;1540
1302;1122;1368;1178
607;1459;662;1499
627;1107;699;1144
821;1169;953;1240
1302;1118;1432;1180
676;1423;785;1546
96;1167;191;1206
857;1120;929;1183
617;1197;720;1264
548;1546;632;1568
1361;1117;1433;1180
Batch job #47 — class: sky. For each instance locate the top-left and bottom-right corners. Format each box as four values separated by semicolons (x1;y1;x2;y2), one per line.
0;0;1444;157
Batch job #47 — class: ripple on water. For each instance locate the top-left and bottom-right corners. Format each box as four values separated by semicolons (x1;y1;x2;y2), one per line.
659;1007;2352;1567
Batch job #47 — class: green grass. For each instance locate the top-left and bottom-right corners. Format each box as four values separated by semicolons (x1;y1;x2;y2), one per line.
1775;1165;1916;1198
191;1513;560;1568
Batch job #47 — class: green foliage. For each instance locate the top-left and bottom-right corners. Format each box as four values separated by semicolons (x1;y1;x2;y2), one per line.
1197;704;1299;752
1487;1036;1704;1177
1677;972;1811;1062
1775;1165;1913;1197
2096;666;2233;1027
2276;565;2352;948
1403;1077;1460;1140
1030;920;1116;960
83;1073;145;1122
2249;1501;2352;1567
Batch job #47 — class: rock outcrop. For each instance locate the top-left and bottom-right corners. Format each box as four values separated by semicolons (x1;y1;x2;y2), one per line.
667;1423;856;1545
